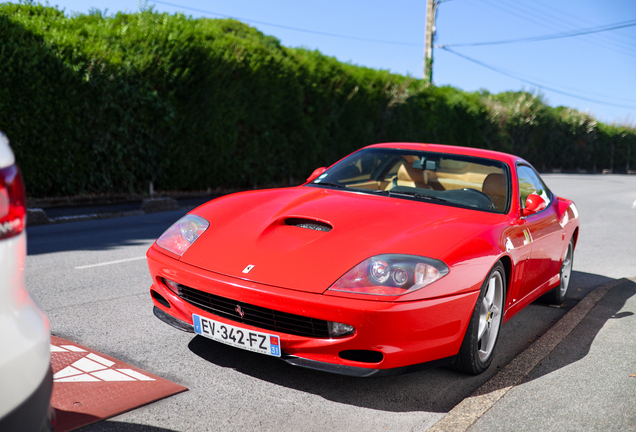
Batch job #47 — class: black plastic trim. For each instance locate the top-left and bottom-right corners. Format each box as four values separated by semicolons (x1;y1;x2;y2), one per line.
283;354;457;377
178;286;330;338
339;349;384;363
153;306;194;333
0;366;53;432
151;290;170;309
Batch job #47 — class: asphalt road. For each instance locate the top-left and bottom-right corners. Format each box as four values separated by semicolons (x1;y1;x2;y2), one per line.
24;174;636;432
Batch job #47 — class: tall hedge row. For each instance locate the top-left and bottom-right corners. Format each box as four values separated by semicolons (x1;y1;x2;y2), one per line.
1;3;634;197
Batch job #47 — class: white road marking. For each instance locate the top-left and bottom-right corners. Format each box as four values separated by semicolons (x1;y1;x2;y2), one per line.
55;374;101;383
92;369;136;381
632;199;636;209
51;345;69;352
74;256;146;270
52;343;156;382
54;366;82;379
61;345;86;352
87;353;115;367
73;357;107;373
118;369;155;381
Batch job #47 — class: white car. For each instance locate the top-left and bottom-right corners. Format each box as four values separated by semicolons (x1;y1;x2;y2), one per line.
0;132;52;431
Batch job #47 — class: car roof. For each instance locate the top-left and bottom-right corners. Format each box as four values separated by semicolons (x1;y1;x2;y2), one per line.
0;132;15;169
364;142;525;167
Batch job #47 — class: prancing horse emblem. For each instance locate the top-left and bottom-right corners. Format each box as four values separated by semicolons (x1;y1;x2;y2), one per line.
235;305;245;318
242;264;255;274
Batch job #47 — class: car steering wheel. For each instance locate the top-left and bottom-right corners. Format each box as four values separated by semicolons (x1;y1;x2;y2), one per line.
461;188;495;210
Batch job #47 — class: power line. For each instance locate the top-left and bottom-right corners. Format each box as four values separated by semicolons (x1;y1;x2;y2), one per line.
151;0;421;47
520;0;636;46
145;0;636;55
437;18;636;48
459;0;636;59
440;47;636;109
473;0;556;33
150;0;635;110
515;0;636;56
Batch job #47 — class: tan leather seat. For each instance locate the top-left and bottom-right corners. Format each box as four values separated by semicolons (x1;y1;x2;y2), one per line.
394;163;430;189
482;173;507;211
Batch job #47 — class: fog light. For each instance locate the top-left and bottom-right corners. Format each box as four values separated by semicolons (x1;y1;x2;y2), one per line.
327;321;355;337
163;278;181;296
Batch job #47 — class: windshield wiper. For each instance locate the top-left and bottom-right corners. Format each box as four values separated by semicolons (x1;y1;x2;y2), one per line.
387;190;449;203
311;182;393;196
312;181;347;189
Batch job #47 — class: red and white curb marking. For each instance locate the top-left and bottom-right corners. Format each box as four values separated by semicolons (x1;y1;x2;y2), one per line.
49;336;187;432
52;344;155;383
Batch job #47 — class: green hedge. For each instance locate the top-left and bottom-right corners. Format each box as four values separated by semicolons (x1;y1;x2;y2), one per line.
1;3;634;197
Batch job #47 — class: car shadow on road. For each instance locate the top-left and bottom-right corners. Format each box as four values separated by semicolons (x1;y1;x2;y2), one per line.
187;271;616;413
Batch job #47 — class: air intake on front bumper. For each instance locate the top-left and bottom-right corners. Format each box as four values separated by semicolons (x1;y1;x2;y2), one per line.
175;284;331;338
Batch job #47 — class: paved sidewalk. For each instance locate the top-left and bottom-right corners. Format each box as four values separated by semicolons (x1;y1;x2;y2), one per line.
430;277;636;432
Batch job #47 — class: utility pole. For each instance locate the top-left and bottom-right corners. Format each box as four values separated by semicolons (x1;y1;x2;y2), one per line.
424;0;443;84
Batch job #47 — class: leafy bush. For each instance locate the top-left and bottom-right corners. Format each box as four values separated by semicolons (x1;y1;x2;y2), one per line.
0;3;634;197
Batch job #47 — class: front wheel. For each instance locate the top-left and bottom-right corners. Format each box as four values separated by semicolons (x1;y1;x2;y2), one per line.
450;262;506;375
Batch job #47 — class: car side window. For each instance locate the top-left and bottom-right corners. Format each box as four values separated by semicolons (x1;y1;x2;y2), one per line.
517;165;550;209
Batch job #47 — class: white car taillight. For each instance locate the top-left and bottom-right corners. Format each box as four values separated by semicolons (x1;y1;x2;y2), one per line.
0;164;26;240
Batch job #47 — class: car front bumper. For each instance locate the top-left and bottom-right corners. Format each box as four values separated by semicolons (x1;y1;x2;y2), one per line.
147;246;480;375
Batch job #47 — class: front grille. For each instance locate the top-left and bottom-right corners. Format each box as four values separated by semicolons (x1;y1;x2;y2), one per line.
178;285;330;338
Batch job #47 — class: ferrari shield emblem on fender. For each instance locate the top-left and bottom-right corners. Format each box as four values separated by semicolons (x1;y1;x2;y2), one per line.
242;264;255;274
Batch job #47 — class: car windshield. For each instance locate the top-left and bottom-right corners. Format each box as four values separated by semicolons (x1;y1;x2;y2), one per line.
308;148;510;213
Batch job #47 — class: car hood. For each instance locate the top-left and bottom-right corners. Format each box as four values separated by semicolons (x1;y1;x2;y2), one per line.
180;186;505;293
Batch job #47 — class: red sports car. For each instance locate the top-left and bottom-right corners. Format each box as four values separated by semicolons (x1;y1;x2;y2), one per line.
147;143;578;376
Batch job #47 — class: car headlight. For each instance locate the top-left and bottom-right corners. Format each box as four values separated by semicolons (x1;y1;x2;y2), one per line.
328;254;449;296
156;214;209;256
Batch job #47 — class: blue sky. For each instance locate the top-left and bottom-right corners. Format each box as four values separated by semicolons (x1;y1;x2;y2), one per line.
21;0;636;125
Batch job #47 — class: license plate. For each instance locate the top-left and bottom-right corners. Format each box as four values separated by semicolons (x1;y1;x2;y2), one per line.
192;314;281;357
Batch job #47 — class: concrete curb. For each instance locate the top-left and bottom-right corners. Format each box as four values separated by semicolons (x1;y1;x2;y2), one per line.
27;209;146;226
26;198;179;227
27;191;217;209
25;208;49;225
427;277;626;432
140;197;179;213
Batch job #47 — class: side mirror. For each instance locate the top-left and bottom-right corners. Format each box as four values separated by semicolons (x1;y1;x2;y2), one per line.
306;167;326;183
522;193;546;217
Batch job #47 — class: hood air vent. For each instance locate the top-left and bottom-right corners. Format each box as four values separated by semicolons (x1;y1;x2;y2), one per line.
285;218;332;232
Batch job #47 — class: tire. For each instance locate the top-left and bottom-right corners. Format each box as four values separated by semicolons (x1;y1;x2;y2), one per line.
450;262;506;375
543;238;574;305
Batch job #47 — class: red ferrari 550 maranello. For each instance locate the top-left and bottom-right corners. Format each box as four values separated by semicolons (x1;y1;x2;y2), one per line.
147;143;578;376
